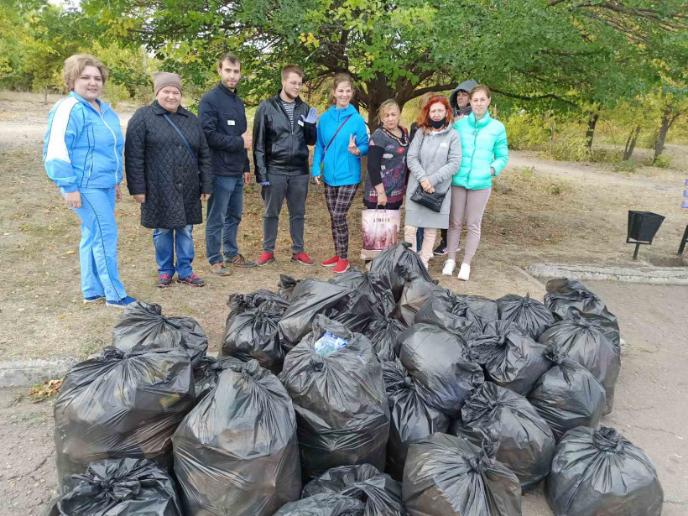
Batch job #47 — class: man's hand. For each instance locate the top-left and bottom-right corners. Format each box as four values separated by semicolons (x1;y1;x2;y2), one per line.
241;131;252;149
115;184;122;202
200;193;210;202
301;107;319;125
244;172;251;184
133;194;145;204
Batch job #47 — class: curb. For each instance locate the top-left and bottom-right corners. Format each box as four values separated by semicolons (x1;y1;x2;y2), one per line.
526;263;688;285
0;358;77;388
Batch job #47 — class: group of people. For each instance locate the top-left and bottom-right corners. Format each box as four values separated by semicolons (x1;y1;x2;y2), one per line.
43;52;508;307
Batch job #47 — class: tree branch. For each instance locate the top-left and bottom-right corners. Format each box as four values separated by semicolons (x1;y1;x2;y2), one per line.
490;87;579;108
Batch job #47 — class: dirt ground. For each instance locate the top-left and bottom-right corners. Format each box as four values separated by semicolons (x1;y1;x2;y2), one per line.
0;91;687;514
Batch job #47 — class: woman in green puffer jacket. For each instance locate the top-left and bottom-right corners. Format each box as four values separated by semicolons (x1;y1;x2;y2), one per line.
443;85;509;281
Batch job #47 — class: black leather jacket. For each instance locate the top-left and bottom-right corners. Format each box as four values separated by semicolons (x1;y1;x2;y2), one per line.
252;94;316;182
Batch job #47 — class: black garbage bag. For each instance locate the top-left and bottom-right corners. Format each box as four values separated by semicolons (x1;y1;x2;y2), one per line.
302;464;403;515
54;347;194;486
415;290;498;337
278;279;353;350
279;316;389;479
544;277;618;325
173;359;300;515
382;360;449;480
274;494;365;516
228;289;289;315
398;323;484;417
330;270;397;319
112;301;208;365
539;311;621;414
327;288;376;334
53;458;181;515
191;355;246;403
395;274;441;326
528;350;606;440
363;317;407;361
497;294;555;340
221;300;286;373
547;426;663;516
369;243;433;301
468;321;550;395
278;274;301;300
453;382;556;490
403;433;522;516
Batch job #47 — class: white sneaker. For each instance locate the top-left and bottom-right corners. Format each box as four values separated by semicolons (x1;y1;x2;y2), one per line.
442;259;456;276
457;263;471;281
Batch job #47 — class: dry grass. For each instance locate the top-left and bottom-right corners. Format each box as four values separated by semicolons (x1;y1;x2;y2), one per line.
1;92;686;361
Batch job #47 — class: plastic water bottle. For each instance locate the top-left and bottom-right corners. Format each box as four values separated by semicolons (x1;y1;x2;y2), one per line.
314;331;349;356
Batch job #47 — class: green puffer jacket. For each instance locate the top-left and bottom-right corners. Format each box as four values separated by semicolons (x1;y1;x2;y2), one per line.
452;112;509;190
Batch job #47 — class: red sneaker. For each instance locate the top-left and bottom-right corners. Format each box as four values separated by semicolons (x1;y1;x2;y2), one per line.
256;251;275;266
321;255;339;267
291;251;314;265
332;258;350;274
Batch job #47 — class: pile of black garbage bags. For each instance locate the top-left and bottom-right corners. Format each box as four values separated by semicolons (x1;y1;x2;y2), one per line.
50;244;663;515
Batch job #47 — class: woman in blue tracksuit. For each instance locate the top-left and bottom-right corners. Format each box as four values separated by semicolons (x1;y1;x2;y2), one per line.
43;54;135;308
311;73;369;274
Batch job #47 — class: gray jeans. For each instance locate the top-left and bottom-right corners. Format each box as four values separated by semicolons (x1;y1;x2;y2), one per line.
262;173;309;253
446;186;492;265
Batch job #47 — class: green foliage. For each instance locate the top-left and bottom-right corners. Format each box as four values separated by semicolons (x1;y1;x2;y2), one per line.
613;159;639;173
503;111;551;151
653;155;672;168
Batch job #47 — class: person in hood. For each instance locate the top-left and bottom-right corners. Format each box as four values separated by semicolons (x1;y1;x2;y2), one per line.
434;78;478;257
311;72;369;274
253;64;318;267
404;95;461;269
43;54;135;308
443;84;509;281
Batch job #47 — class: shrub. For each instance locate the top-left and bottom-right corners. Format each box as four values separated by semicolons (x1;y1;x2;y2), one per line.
652;155;671;168
504;111;550;150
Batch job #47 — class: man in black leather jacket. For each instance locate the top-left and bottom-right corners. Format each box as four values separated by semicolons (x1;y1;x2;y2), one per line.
253;64;318;266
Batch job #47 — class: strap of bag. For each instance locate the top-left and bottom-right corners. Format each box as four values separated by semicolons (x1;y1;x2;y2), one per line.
163;113;197;163
323;114;353;157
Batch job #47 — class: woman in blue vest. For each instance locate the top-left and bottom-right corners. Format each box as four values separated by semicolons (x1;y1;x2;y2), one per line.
311;73;369;274
43;54;135;307
444;84;509;281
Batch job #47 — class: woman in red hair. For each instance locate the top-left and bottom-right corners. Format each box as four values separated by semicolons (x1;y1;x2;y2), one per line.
403;95;461;269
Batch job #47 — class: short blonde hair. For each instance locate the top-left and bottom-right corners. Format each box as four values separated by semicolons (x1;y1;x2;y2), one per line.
63;54;108;91
378;99;400;121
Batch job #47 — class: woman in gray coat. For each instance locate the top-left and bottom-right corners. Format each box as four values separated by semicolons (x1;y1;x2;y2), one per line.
404;95;461;269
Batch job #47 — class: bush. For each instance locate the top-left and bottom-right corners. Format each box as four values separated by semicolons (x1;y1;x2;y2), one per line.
653;155;672;168
503;111;550;151
613;159;638;173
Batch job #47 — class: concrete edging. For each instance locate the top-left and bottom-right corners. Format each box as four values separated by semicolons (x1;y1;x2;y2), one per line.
0;358;76;388
527;263;688;285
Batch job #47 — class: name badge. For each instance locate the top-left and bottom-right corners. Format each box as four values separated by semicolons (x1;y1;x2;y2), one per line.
297;120;304;127
227;120;236;126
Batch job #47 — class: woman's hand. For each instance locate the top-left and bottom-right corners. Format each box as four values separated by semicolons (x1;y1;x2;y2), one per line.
64;191;81;209
348;134;360;156
375;185;387;206
420;178;434;193
115;185;122;202
133;194;146;204
490;167;496;177
313;176;321;186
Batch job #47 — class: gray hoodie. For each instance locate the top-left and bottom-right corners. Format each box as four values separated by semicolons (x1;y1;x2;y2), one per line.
449;79;478;116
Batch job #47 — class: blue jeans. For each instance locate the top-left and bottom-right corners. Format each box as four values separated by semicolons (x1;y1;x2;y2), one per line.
206;175;243;265
153;225;195;278
73;187;127;302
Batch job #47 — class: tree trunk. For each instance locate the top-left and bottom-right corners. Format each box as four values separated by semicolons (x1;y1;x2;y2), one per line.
585;111;599;150
653;104;673;162
623;125;640;160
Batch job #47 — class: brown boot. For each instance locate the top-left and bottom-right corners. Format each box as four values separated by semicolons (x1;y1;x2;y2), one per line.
225;254;257;268
210;262;232;276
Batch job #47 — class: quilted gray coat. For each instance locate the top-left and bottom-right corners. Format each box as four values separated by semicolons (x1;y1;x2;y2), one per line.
125;101;212;229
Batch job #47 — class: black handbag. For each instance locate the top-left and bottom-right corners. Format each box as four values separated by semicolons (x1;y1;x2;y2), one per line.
411;186;446;212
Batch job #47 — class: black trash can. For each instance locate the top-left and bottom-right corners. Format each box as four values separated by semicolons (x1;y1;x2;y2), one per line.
627;211;665;244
